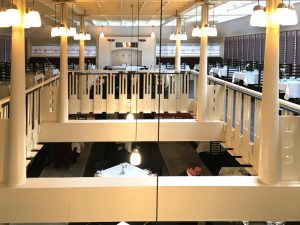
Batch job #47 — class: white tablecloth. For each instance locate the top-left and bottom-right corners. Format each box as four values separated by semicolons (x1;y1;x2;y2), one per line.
209;67;227;77
279;79;300;100
99;162;149;177
232;70;259;85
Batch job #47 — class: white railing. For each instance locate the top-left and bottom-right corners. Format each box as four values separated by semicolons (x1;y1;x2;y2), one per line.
0;76;60;163
68;70;196;115
191;70;300;181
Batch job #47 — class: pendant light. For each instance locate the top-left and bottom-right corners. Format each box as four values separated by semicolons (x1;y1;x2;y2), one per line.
210;4;217;36
67;4;76;36
100;25;105;38
25;0;41;28
250;0;266;27
130;1;141;166
7;0;21;26
273;0;298;26
58;4;67;36
192;4;201;37
0;0;9;27
127;4;134;120
150;26;155;38
51;4;59;37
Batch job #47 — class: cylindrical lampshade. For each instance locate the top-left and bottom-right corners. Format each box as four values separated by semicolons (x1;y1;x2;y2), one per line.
24;12;31;29
202;24;211;36
169;32;176;40
250;5;266;27
7;7;21;26
126;113;134;120
181;32;187;40
130;148;141;166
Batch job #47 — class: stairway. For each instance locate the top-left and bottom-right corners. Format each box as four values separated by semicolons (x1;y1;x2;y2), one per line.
209;141;222;155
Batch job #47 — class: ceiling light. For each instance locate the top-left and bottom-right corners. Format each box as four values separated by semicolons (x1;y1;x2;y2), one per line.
130;148;141;166
272;2;298;26
288;4;298;25
202;24;211;36
210;25;217;37
100;25;105;38
169;32;176;40
250;3;266;27
150;25;155;38
58;24;67;36
0;10;9;27
192;25;201;37
7;3;21;26
25;9;41;28
51;26;59;37
126;113;134;120
67;26;77;36
85;33;91;40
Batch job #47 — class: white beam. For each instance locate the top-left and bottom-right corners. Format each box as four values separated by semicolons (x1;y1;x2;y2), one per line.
39;120;224;142
0;177;299;223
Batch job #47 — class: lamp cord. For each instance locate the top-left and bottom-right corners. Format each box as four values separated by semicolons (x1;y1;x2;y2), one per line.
135;0;140;143
195;5;198;25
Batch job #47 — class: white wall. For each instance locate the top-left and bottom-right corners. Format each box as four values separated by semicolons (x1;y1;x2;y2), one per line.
98;36;156;68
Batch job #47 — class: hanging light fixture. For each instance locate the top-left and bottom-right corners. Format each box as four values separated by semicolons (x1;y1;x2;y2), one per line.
130;1;142;166
130;147;141;166
150;25;155;38
67;4;76;36
7;0;21;26
250;0;266;27
209;4;217;36
0;0;9;28
51;4;60;37
126;113;134;120
192;4;201;37
100;25;105;38
24;0;41;29
273;0;298;26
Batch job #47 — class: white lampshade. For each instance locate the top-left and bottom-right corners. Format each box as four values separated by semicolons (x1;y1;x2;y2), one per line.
67;27;76;36
7;6;21;26
100;31;105;38
192;25;201;37
24;12;31;29
169;32;176;40
273;3;290;25
27;10;41;27
85;33;91;40
150;31;155;38
51;26;59;37
250;5;267;27
130;148;141;166
0;11;9;27
287;4;298;25
126;113;134;120
79;32;85;40
181;32;187;40
74;33;79;40
210;25;217;37
202;24;211;36
58;24;67;36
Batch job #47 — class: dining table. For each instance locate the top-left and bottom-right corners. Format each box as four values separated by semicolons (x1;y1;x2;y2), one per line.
279;78;300;100
232;70;259;85
209;66;228;77
97;162;151;177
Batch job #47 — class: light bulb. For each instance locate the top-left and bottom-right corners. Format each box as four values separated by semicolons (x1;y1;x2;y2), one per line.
74;33;80;40
130;148;141;166
126;113;134;120
151;31;155;38
100;31;105;38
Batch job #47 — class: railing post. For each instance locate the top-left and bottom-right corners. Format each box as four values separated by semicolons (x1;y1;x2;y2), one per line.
259;0;281;184
7;0;26;186
197;3;208;121
58;3;68;122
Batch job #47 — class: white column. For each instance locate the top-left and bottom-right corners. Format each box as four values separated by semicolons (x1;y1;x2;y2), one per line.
7;0;26;186
258;0;281;184
58;3;68;122
79;16;85;71
175;17;181;71
196;3;208;121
